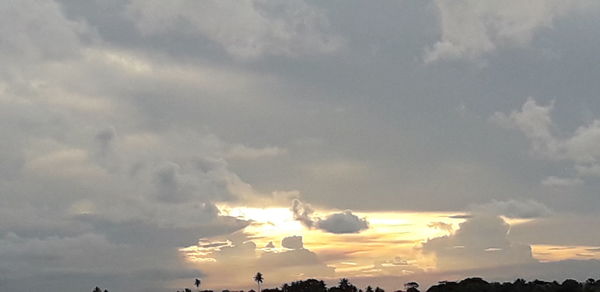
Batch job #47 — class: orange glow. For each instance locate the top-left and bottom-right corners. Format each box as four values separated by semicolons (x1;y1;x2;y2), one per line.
532;245;600;262
182;205;467;278
179;205;567;289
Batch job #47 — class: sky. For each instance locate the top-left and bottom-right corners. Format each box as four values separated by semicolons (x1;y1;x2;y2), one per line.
2;0;600;291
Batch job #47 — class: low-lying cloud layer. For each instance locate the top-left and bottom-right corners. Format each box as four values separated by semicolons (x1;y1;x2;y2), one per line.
182;234;334;289
423;214;600;284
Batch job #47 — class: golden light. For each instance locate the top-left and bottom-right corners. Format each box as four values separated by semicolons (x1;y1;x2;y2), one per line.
183;204;468;277
532;245;600;262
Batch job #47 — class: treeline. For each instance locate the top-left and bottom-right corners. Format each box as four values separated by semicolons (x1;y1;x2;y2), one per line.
189;278;385;292
427;277;600;292
180;277;600;292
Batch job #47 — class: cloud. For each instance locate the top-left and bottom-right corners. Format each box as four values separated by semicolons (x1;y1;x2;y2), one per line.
490;98;559;158
422;215;536;270
492;97;600;183
4;0;600;290
491;98;600;163
291;199;316;228
425;0;587;62
184;235;334;289
422;213;600;286
508;214;600;246
126;0;341;59
225;144;287;160
316;210;369;234
0;1;282;289
281;235;304;249
471;199;552;219
291;199;369;234
541;176;584;187
0;0;85;63
428;222;454;233
0;232;203;292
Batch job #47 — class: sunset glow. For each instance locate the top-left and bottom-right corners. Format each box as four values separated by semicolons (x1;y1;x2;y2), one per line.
177;205;569;289
5;1;600;291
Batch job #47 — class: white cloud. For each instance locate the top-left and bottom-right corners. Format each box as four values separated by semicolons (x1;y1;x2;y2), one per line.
0;0;85;63
564;120;600;163
490;97;559;158
126;0;341;59
425;0;588;62
225;144;287;160
492;97;600;182
541;176;584;187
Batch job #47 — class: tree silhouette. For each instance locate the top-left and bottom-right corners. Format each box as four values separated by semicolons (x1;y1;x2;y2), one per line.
285;279;327;292
255;272;264;292
405;282;420;292
195;278;201;291
336;278;358;292
174;276;600;292
93;287;102;292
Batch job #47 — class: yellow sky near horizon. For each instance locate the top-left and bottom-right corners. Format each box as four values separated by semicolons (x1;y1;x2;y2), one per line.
178;205;600;290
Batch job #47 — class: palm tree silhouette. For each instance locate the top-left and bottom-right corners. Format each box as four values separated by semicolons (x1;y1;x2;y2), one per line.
194;278;201;291
254;272;264;292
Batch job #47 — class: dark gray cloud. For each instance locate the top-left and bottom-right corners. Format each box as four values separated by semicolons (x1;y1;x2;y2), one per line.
281;235;304;250
291;199;369;234
316;210;369;234
291;199;316;228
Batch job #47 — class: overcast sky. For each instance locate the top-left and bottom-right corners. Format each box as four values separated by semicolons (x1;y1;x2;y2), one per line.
3;0;600;291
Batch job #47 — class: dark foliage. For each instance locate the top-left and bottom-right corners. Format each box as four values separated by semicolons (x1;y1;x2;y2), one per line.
92;286;108;292
427;277;600;292
154;276;600;292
